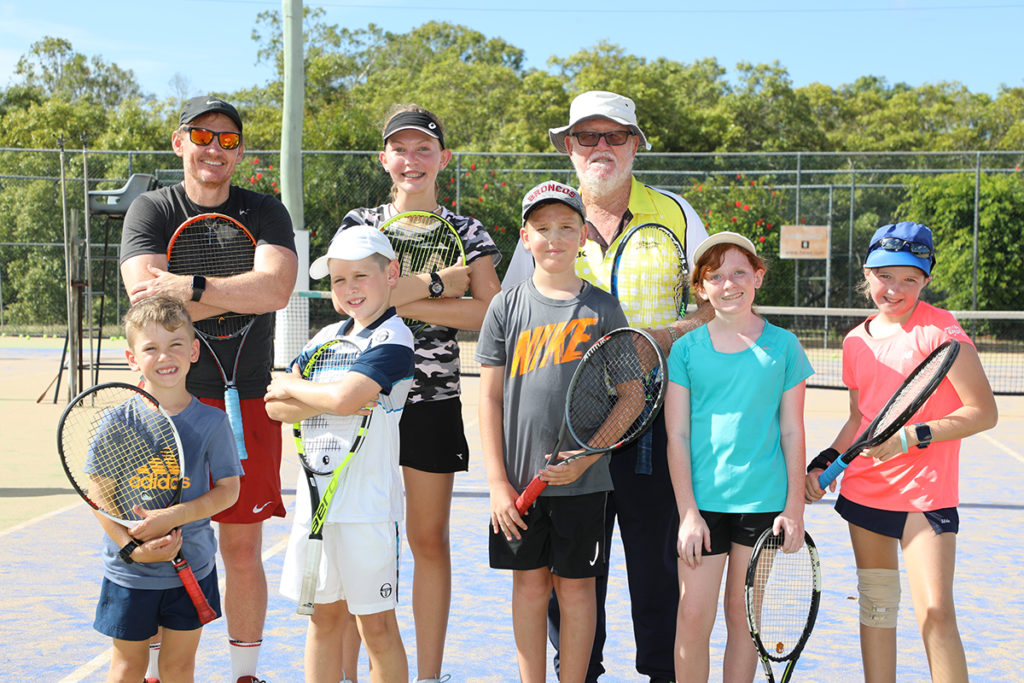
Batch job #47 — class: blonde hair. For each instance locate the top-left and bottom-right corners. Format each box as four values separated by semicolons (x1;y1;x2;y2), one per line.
124;296;194;348
381;104;447;202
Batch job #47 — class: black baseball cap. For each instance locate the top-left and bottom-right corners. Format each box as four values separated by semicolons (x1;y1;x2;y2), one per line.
179;96;243;133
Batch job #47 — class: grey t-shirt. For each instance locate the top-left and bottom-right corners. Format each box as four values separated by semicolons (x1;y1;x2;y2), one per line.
476;279;628;495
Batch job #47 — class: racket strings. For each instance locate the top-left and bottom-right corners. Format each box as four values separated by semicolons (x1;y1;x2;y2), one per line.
62;388;181;520
872;349;953;436
385;219;462;276
616;227;687;327
299;344;364;475
749;538;815;658
168;220;257;337
567;332;663;448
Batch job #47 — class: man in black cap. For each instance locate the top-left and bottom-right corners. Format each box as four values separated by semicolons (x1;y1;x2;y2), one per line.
120;95;296;683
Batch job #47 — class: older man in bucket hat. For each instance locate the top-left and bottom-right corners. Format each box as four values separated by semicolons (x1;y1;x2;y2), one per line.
504;90;712;682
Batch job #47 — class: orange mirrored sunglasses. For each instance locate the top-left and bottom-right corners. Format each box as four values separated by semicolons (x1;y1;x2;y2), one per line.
183;126;242;150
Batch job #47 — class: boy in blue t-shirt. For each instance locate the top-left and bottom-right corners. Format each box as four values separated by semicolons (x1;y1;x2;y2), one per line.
91;296;242;682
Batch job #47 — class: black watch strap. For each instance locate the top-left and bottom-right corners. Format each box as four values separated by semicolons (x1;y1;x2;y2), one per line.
428;271;444;298
119;539;140;564
190;275;206;302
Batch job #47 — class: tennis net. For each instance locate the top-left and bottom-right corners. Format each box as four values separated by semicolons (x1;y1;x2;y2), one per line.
277;296;1024;394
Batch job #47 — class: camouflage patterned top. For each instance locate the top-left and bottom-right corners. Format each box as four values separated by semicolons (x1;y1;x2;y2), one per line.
337;204;501;403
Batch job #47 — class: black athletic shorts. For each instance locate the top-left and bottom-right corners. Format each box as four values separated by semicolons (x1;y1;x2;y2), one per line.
699;510;779;556
399;397;470;473
489;491;608;578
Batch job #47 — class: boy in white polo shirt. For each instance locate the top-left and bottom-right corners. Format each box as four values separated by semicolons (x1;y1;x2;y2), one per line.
266;225;415;683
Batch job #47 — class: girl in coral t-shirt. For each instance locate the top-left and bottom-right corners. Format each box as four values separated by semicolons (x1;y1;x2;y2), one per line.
806;222;997;682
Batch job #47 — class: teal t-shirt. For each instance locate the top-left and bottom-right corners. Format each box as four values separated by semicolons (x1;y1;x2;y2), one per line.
668;320;813;513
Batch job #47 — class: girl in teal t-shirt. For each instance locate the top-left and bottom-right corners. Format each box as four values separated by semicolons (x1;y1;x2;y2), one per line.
664;232;812;681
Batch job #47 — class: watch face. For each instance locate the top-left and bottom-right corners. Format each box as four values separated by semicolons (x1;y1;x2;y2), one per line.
915;423;932;444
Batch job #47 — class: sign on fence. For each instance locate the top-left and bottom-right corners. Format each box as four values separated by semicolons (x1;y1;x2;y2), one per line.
780;224;829;259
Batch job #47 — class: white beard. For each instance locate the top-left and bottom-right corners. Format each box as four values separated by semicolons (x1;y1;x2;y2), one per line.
575;154;635;200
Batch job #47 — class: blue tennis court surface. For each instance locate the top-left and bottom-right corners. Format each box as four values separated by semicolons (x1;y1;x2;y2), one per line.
2;380;1022;681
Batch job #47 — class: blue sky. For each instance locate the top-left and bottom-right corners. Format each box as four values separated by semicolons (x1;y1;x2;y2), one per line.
2;1;1022;100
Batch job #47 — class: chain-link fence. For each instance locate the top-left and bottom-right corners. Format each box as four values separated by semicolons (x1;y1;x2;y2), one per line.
3;146;1023;370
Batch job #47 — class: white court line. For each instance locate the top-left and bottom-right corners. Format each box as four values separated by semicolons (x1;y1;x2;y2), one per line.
57;535;292;683
0;501;82;538
980;432;1024;465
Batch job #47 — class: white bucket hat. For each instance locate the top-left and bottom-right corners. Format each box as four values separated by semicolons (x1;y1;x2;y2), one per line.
548;90;651;154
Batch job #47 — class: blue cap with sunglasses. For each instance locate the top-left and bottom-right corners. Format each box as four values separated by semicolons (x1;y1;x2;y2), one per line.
864;222;935;275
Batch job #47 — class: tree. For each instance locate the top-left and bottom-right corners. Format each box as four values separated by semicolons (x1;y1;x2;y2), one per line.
13;36;146;109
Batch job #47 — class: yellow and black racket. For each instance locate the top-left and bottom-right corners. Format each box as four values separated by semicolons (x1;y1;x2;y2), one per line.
379;210;466;334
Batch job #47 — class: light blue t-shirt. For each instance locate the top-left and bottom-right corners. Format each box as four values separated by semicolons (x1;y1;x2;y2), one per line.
668;320;813;513
100;398;243;589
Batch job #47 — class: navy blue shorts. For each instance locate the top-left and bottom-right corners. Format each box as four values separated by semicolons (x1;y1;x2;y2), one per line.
699;510;779;555
93;567;221;641
400;397;470;473
835;495;959;538
490;491;608;578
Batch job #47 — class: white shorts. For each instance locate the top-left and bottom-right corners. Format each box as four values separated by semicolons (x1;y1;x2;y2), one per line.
279;519;400;615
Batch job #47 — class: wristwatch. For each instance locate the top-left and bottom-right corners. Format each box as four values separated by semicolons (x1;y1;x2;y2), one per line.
913;422;932;449
119;539;140;564
190;275;207;302
427;271;444;299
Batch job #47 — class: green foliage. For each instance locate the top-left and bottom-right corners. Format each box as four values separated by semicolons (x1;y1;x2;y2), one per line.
3;22;1024;333
681;175;793;305
897;172;1024;311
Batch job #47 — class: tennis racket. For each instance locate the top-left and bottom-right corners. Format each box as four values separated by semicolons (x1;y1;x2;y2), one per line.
514;328;667;515
745;529;822;683
166;212;256;465
294;339;373;615
378;210;466;334
817;339;961;489
610;223;687;472
57;382;217;624
610;222;688;328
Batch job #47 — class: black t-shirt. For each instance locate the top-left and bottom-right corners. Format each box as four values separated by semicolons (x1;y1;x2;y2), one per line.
120;183;295;399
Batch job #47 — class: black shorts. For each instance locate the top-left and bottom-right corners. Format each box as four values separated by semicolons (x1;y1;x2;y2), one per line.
700;510;779;556
399;397;470;473
489;492;608;578
835;495;959;538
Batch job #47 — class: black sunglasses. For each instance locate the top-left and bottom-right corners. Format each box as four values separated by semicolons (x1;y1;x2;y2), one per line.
871;237;934;260
570;130;635;147
183;126;242;150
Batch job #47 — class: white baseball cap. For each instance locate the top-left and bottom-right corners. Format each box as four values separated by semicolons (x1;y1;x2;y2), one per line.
548;90;651;154
309;225;397;280
692;231;758;268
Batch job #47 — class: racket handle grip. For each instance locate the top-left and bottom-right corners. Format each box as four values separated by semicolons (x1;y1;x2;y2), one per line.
817;457;850;489
172;555;217;625
515;477;548;515
297;539;323;616
224;387;248;462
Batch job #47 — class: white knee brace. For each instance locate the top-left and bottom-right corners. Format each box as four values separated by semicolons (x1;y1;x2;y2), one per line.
857;568;900;628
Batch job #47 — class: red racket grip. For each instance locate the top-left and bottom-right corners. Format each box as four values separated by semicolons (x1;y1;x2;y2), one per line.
515;477;548;515
172;553;217;625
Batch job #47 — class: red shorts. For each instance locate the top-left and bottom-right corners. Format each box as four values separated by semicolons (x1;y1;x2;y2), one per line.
199;396;286;523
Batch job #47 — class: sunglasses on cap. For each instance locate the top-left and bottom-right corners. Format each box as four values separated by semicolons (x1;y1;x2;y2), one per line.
570;130;635;147
871;236;934;260
183;126;242;150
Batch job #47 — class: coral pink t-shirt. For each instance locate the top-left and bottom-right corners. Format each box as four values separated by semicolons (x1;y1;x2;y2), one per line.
840;302;973;511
